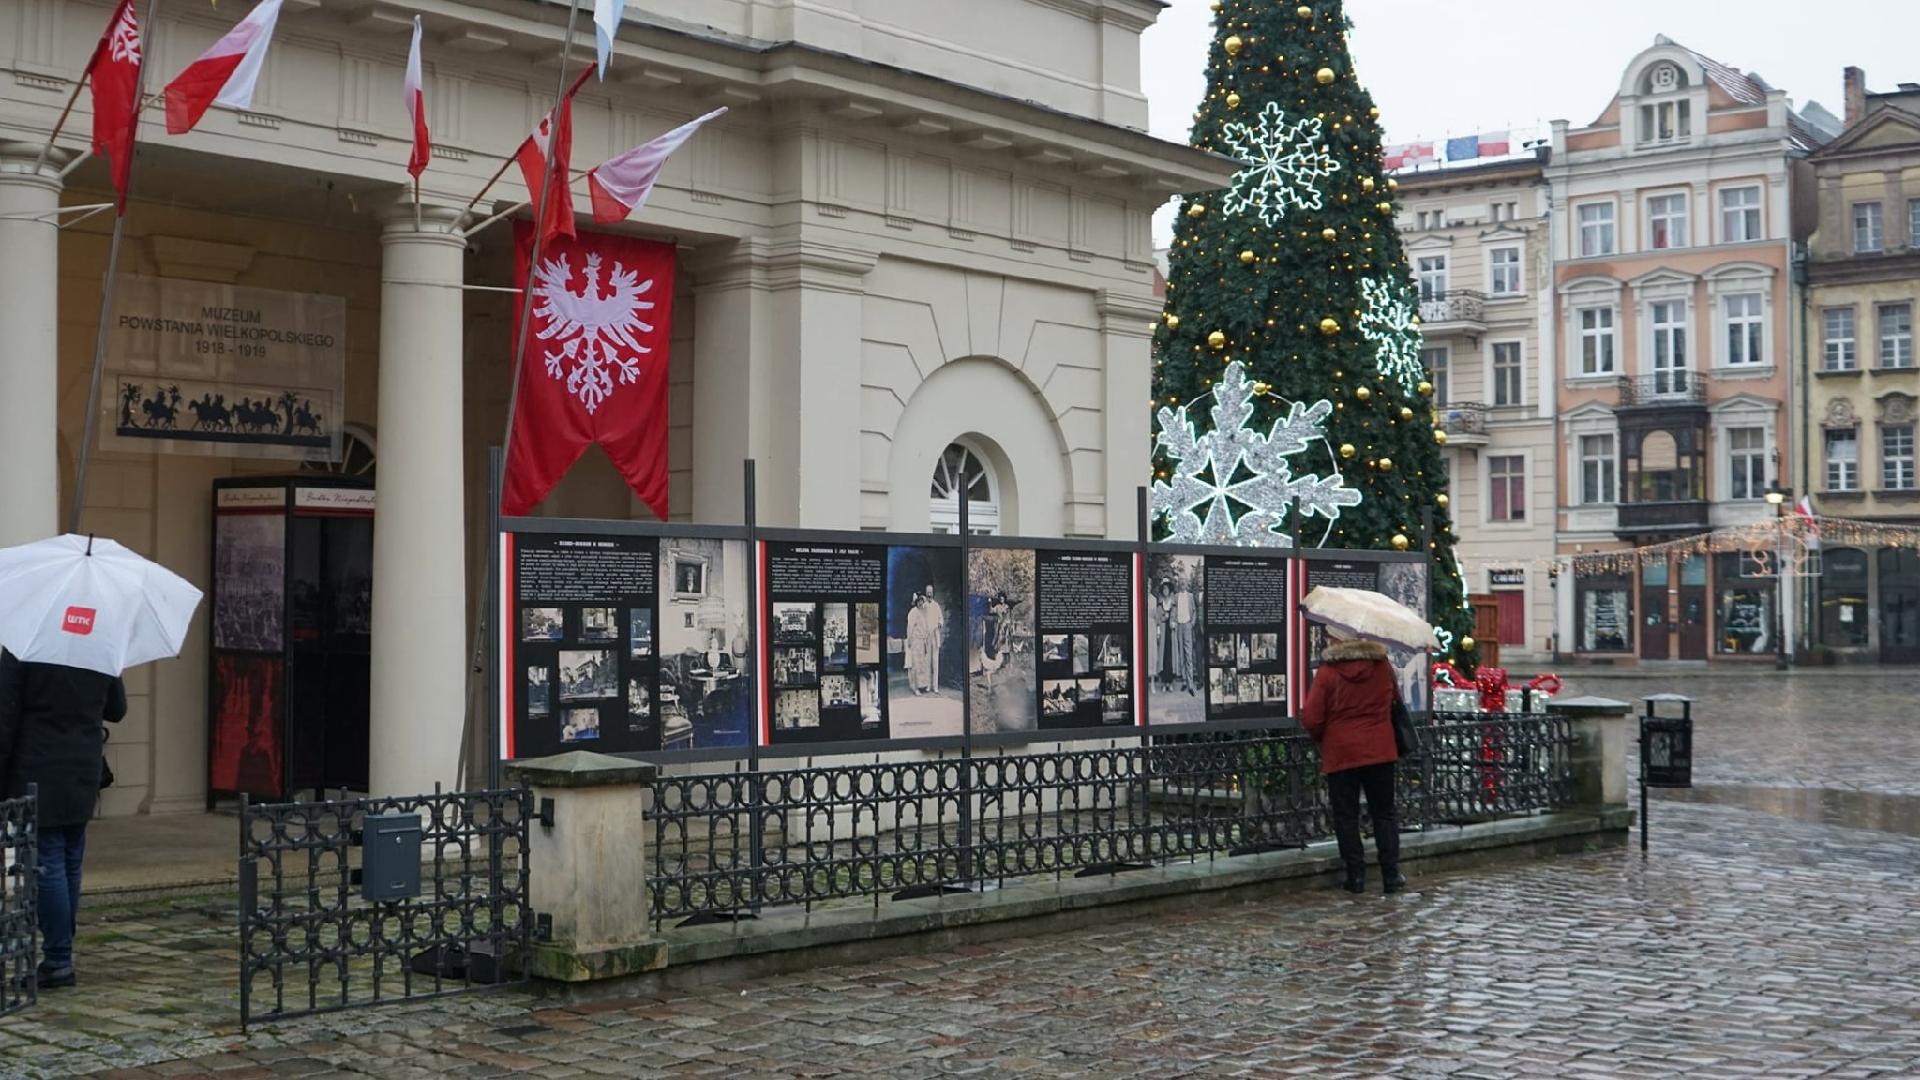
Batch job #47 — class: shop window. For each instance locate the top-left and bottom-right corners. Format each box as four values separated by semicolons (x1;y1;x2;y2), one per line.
1821;547;1870;648
1578;573;1632;652
1713;553;1773;655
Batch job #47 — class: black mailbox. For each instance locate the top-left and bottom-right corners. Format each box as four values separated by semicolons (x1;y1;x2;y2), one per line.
361;812;423;903
1640;693;1693;789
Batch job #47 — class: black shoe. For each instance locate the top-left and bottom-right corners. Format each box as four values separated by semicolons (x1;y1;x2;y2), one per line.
1341;871;1366;894
1382;872;1408;895
36;966;75;989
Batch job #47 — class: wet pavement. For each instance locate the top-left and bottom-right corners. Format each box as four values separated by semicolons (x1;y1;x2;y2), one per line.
3;670;1918;1078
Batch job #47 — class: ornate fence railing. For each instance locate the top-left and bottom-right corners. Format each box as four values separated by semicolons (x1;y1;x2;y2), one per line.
237;786;532;1028
0;787;35;1019
648;713;1575;924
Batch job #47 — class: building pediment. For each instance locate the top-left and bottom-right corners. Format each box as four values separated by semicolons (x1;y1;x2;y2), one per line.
1811;104;1920;159
1406;234;1454;252
1628;267;1700;290
1563;401;1618;422
1479;224;1528;243
1559;274;1622;296
1879;392;1919;425
1708;393;1777;415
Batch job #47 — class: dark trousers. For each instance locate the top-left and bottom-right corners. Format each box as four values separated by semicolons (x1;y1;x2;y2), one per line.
37;824;87;971
1326;762;1399;877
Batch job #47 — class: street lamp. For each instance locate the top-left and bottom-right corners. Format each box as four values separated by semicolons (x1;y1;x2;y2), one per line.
1763;481;1790;670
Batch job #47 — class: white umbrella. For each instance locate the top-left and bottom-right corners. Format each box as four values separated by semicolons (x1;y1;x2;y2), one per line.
1300;585;1436;651
0;533;204;676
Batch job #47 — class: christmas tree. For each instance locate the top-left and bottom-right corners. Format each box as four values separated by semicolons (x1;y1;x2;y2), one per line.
1150;0;1474;663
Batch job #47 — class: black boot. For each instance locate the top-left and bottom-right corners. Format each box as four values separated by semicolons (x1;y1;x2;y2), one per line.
1382;867;1407;895
1341;867;1366;894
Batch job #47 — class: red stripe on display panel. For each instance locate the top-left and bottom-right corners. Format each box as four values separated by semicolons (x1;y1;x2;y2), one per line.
502;532;516;761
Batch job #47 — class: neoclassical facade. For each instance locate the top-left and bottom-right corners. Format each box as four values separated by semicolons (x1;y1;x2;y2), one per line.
0;0;1230;814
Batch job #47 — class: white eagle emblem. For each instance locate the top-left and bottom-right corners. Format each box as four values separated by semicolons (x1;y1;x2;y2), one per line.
108;3;141;64
531;252;657;414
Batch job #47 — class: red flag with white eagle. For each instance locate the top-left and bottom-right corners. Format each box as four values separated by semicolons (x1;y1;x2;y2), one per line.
83;0;143;211
403;15;429;179
502;222;676;517
163;0;284;135
515;65;593;244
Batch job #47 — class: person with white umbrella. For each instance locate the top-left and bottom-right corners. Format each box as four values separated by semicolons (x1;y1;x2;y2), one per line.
0;533;202;989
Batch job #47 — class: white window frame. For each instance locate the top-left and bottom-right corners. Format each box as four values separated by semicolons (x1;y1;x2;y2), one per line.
1485;453;1529;525
1489;340;1525;407
1487;245;1523;297
1578;306;1617;375
1825;428;1860;493
929;440;1002;535
1576;202;1616;257
1823;307;1858;371
1910;198;1920;250
1421;345;1450;404
1721;293;1764;367
1648;299;1690;392
1719;185;1762;243
1878;303;1913;369
1578;433;1617;505
1647;192;1690;250
1726;426;1767;501
1416;255;1449;301
1854;202;1884;254
1884;423;1917;491
1638;97;1692;146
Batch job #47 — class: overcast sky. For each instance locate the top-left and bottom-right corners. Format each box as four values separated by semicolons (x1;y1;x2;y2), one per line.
1143;0;1920;244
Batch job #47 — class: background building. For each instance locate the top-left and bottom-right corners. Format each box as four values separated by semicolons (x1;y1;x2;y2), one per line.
1546;36;1830;665
1801;68;1920;663
0;0;1228;814
1395;153;1555;667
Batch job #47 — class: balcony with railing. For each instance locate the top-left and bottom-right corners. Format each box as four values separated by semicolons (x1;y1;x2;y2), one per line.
1417;290;1487;334
1615;373;1707;409
1615;499;1711;535
1433;401;1490;447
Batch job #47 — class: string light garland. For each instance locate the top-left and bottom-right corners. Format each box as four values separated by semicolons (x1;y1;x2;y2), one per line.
1568;516;1920;576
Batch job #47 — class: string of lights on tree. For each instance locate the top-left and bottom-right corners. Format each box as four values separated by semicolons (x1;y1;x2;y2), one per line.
1149;0;1476;663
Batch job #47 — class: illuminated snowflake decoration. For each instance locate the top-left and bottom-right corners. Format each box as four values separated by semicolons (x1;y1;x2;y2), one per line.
1218;102;1341;227
1152;361;1363;547
1359;277;1426;397
1431;626;1456;658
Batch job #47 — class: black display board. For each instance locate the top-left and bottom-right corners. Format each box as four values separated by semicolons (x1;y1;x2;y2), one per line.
207;476;372;803
764;542;888;745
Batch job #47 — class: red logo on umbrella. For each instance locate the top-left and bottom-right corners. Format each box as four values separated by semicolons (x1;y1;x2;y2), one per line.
63;607;97;635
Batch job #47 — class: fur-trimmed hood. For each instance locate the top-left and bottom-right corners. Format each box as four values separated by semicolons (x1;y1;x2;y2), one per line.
1321;639;1389;664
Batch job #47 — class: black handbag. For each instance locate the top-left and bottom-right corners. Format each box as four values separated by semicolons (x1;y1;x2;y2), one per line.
1390;693;1420;759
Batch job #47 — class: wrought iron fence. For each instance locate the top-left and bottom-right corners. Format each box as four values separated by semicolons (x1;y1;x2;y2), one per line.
237;787;532;1028
648;713;1575;924
0;787;35;1019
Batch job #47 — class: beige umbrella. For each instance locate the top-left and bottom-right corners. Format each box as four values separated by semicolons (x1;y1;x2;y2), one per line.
1300;586;1436;651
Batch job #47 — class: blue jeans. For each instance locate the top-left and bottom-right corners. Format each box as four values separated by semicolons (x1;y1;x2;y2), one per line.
36;825;86;972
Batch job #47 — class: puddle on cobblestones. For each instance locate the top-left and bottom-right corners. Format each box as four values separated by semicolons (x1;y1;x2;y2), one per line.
1659;784;1920;837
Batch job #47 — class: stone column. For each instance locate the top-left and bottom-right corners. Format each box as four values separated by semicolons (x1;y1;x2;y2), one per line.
1097;289;1160;539
1547;695;1632;808
0;142;68;546
688;238;773;525
764;241;873;528
369;199;470;796
505;751;661;982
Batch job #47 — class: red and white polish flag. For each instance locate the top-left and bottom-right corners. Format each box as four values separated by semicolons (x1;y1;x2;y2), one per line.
83;0;143;212
163;0;285;135
515;65;593;244
403;15;430;178
587;107;726;224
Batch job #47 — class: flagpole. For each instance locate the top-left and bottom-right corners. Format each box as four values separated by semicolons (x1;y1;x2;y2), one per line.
32;72;92;176
459;0;586;782
69;0;160;535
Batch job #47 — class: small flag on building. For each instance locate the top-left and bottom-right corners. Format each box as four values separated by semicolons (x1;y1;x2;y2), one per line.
83;0;143;211
1445;134;1479;161
403;16;430;179
1383;142;1434;171
587;108;726;224
593;0;627;79
162;0;285;134
515;65;594;243
1477;129;1511;156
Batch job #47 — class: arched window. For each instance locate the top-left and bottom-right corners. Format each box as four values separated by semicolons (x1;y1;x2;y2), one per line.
929;441;1000;535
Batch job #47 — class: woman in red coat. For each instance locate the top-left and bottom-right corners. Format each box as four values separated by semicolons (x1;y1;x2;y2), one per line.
1299;629;1407;895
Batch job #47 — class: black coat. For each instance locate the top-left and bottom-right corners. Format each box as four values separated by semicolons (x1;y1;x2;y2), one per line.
0;653;127;829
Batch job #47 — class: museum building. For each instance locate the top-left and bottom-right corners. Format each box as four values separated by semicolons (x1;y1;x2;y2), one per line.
0;0;1230;816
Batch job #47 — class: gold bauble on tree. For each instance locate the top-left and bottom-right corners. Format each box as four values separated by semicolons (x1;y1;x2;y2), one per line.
1354;385;1372;401
1434;429;1449;446
1321;227;1338;241
1165;314;1180;329
1377;201;1394;214
1368;105;1380;119
1318;317;1340;335
1417;380;1433;396
1252;381;1272;395
1207;330;1226;350
1239;249;1257;264
1296;4;1313;17
1223;34;1244;56
1399;406;1414;421
1361;177;1376;193
1390;534;1410;552
1186;202;1207;218
1338;442;1356;459
1436;493;1449;508
1460;635;1477;652
1378;456;1393;471
1386;177;1399;190
1315;67;1336;86
1226;91;1242;108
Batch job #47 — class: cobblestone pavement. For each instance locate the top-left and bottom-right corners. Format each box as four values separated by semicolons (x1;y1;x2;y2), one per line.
4;671;1918;1078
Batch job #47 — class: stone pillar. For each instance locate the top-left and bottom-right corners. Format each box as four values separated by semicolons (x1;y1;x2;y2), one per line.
1097;289;1160;539
505;751;661;982
1548;695;1632;808
369;199;470;796
764;242;874;528
688;238;773;525
0;142;68;546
